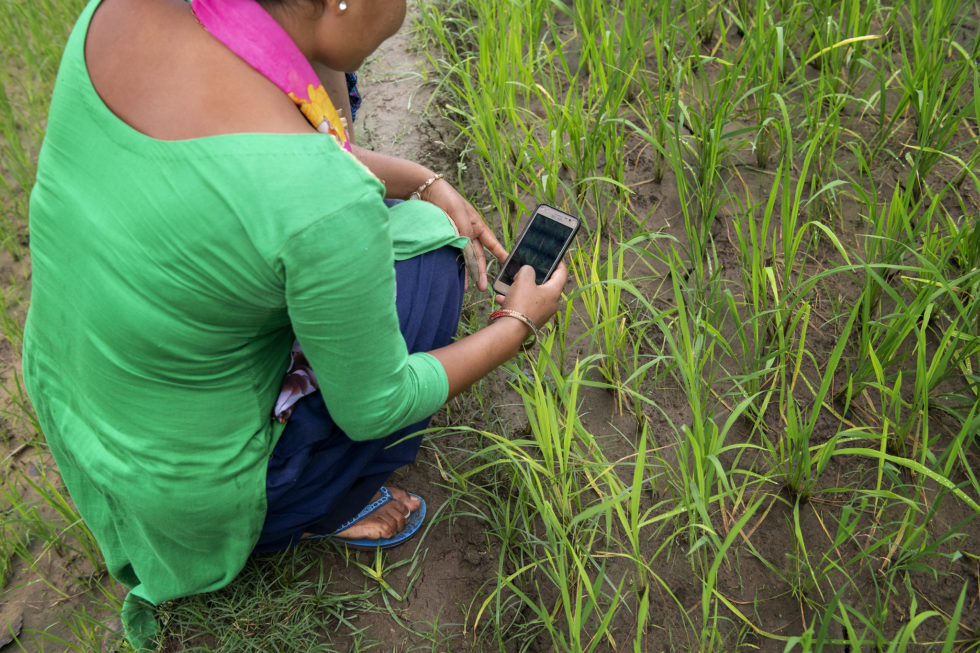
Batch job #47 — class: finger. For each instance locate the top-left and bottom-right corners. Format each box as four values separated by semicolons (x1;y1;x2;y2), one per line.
461;242;482;290
475;244;488;291
478;228;508;262
514;265;536;284
544;262;569;288
494;294;505;304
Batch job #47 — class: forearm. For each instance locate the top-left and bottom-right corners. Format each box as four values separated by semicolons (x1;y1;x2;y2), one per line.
351;145;433;199
429;317;530;399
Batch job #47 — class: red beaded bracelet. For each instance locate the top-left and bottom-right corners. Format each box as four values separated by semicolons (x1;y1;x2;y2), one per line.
489;309;538;348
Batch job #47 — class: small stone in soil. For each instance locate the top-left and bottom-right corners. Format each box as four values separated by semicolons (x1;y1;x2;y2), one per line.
0;609;24;649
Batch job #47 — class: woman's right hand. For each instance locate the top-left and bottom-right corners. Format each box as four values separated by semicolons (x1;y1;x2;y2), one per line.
495;263;569;333
432;261;569;398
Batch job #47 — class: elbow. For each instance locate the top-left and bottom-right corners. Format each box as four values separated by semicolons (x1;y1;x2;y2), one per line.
321;359;446;441
329;401;400;442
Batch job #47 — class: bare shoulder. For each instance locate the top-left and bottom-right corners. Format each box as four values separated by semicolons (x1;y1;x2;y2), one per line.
85;0;312;141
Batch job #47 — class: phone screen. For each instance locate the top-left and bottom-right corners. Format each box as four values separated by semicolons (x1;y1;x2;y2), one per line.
498;212;577;285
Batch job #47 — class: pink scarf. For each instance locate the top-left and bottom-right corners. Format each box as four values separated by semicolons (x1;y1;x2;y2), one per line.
191;0;352;151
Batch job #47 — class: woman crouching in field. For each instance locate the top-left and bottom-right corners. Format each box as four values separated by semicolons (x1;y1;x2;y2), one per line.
22;0;566;647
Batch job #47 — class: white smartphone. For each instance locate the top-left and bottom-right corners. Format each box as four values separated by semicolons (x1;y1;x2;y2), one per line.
492;204;581;295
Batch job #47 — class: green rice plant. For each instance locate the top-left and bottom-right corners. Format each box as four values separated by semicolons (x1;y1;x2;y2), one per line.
626;0;683;186
724;0;753;33
512;349;592;532
671;49;752;271
534;0;645;235
569;237;631;403
803;0;883;100
736;0;785;169
770;492;887;650
724;176;783;427
767;0;810;59
685;0;719;46
788;579;973;651
436;69;534;243
836;444;980;517
422;0;647;240
695;496;766;650
656;255;721;516
417;0;549;242
0;489;29;588
640;245;751;557
3;462;104;587
936;583;976;652
520;38;625;225
729;102;855;492
790;66;854;226
852;9;903;157
767;95;841;309
955;60;980;189
463;348;629;651
844;187;937;426
945;165;980;272
883;590;948;651
880;506;972;583
771;297;857;498
851;160;922;306
885;0;977;199
618;311;670;425
848;219;979;462
600;420;657;593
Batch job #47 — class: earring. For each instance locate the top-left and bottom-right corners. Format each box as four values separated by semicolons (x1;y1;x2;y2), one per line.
338;0;347;11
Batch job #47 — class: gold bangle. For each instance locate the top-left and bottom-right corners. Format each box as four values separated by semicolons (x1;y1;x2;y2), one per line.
489;309;538;348
409;173;444;201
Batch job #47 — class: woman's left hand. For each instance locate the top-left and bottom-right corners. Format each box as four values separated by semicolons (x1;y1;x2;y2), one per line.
422;179;508;291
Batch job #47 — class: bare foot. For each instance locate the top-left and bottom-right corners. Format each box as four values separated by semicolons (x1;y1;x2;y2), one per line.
304;487;421;541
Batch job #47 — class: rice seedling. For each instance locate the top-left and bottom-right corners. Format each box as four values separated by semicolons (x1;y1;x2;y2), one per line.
626;0;684;186
2;463;105;602
736;0;786;169
724;177;785;430
885;0;978;199
445;348;636;651
803;0;883;100
569;237;632;403
670;43;752;273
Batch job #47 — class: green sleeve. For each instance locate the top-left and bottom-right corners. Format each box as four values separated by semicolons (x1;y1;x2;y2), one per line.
279;192;448;440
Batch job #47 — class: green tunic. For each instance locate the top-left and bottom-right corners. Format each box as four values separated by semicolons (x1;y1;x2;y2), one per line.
22;0;465;626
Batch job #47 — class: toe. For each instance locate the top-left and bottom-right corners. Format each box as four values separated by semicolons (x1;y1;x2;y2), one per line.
387;486;422;514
